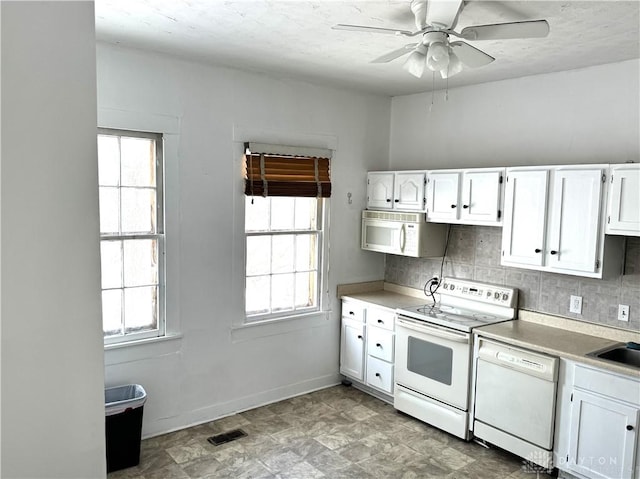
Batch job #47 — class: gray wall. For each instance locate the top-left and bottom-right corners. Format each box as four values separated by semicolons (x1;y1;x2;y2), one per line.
385;226;640;332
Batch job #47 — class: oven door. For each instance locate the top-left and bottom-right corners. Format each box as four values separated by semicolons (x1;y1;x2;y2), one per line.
395;315;471;410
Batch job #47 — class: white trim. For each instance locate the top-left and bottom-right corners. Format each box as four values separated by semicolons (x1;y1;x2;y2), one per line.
233;126;338;151
231;310;331;342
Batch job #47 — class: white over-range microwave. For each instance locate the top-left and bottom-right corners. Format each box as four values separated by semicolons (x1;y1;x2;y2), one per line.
361;210;447;258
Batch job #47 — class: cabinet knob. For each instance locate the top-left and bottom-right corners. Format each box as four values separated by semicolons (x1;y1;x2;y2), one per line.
375;373;381;378
376;343;382;348
550;250;558;255
386;199;391;203
349;311;355;315
394;199;400;203
451;204;457;209
627;425;634;431
462;205;469;209
377;319;384;324
535;248;542;253
357;335;363;340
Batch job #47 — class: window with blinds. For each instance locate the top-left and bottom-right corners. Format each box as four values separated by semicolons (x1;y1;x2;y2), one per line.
242;142;331;322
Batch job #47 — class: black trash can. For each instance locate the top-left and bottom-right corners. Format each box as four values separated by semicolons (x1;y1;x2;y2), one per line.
105;384;147;473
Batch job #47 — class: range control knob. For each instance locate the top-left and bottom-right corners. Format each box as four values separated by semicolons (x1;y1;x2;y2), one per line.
486;291;492;298
494;292;500;299
442;283;448;290
450;284;455;290
502;293;509;301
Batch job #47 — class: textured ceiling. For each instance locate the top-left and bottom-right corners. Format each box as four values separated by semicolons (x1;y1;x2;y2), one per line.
95;1;640;96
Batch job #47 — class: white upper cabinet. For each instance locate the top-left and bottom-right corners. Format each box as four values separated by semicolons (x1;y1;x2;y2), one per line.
501;165;624;278
367;171;426;211
426;169;504;226
606;163;640;236
366;172;395;209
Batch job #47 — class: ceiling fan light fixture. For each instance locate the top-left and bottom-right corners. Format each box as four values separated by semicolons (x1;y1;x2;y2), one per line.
426;42;450;72
402;44;428;78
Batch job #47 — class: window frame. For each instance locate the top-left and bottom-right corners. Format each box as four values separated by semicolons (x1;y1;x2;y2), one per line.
98;127;167;345
244;196;326;324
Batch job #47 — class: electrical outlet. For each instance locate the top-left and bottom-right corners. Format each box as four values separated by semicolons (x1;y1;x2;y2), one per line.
618;304;630;322
570;295;583;314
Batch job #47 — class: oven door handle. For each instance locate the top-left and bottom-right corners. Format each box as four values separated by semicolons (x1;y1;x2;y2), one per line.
397;317;469;344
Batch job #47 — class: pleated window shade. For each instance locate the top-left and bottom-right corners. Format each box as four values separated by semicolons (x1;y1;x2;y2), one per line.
243;142;332;198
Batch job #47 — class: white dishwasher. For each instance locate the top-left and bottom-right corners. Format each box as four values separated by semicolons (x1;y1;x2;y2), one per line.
473;338;559;469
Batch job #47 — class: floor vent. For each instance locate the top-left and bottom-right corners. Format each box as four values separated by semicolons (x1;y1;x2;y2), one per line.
207;429;247;446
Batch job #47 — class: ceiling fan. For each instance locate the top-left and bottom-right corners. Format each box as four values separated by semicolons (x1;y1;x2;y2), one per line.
332;0;550;79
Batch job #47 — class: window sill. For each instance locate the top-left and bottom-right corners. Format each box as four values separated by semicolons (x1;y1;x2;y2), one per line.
104;333;183;351
231;311;332;342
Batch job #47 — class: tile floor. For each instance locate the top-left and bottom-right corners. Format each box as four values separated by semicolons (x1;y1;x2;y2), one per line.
108;385;554;479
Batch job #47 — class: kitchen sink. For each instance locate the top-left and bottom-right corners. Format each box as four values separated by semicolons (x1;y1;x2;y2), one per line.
587;343;640;369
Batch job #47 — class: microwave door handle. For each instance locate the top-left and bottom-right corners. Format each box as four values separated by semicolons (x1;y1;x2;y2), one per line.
397;318;469;344
400;224;406;253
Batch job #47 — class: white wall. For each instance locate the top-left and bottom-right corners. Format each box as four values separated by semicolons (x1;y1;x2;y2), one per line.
389;60;640;169
1;2;106;478
97;43;390;437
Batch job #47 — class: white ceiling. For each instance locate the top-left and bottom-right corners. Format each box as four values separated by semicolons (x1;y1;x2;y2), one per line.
95;0;640;96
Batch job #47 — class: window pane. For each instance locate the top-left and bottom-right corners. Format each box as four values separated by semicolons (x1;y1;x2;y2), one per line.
101;240;123;289
124;286;157;332
121;187;156;233
245;196;270;232
123;239;158;287
246;235;271;276
272;273;294;312
246;275;270;315
294;198;317;230
272;235;294;273
102;290;123;336
295;234;317;271
295;272;316;308
121;137;156;187
99;187;120;234
270;197;294;230
98;135;120;187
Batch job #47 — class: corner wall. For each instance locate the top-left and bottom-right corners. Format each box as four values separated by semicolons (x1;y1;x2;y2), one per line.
1;2;106;477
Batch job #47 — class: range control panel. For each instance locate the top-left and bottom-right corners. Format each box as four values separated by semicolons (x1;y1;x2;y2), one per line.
439;278;517;308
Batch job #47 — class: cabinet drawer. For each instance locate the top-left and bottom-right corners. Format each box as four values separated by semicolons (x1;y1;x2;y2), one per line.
367;307;395;331
574;364;640;406
367;326;394;362
366;356;394;394
342;300;365;322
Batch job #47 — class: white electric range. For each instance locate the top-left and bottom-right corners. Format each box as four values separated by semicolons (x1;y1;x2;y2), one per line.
394;277;518;440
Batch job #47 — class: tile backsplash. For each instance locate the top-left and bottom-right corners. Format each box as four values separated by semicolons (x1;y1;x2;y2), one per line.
384;225;640;332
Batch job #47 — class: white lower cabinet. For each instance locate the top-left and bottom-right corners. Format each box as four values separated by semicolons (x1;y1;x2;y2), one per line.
555;360;640;479
340;298;396;398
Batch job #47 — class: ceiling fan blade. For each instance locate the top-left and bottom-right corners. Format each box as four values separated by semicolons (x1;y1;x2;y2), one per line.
332;24;413;36
460;20;550;41
425;0;463;29
449;41;495;68
371;44;419;63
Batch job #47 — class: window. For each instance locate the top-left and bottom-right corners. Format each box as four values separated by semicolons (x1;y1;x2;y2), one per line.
97;128;164;343
243;142;331;323
245;196;323;320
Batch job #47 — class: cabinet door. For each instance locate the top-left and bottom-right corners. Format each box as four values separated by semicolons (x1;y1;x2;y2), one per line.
501;170;549;267
340;317;365;381
568;389;638;479
426;172;460;222
607;164;640;236
367;172;394;209
394;172;426;211
547;168;603;274
460;170;503;225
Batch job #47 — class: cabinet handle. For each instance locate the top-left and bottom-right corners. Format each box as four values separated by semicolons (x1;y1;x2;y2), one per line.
394;199;400;203
451;204;457;209
550;250;558;255
462;205;469;209
627;425;634;431
376;343;382;348
357;335;363;340
377;319;384;324
375;373;381;378
386;199;391;203
535;248;542;253
349;311;355;315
